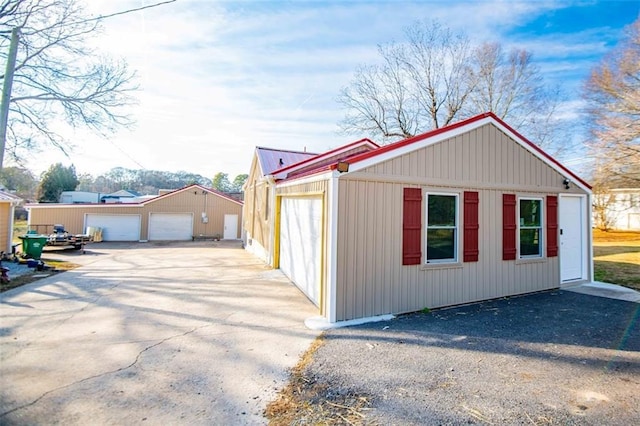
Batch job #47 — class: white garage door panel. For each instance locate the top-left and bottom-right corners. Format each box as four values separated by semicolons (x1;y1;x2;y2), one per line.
85;214;141;241
280;197;322;306
149;213;193;241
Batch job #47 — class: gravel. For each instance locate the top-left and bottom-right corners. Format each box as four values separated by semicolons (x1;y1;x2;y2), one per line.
304;290;640;425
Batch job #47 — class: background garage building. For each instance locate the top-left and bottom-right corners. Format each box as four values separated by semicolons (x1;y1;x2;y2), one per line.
26;184;242;242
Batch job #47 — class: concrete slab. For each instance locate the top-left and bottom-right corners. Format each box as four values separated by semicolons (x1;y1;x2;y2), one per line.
564;281;640;303
0;241;321;425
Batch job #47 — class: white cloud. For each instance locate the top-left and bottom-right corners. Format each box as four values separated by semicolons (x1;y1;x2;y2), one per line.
20;0;634;184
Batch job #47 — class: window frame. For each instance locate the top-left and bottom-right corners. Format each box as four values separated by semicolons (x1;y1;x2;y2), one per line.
518;197;544;259
424;191;460;264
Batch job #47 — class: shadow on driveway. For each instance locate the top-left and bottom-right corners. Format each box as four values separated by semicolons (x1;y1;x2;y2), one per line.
305;290;640;425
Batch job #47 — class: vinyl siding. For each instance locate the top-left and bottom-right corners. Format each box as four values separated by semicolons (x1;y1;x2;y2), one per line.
355;123;585;194
243;157;272;255
335;182;562;321
1;203;10;252
334;123;587;321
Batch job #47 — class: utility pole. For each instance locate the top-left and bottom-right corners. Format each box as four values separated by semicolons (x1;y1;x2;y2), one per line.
0;27;20;169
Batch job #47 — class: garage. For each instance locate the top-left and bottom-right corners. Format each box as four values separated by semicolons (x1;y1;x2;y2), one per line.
279;196;323;306
85;214;141;241
148;213;193;241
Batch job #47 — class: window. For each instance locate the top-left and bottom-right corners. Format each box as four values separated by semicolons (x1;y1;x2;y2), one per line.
426;193;458;263
519;198;542;258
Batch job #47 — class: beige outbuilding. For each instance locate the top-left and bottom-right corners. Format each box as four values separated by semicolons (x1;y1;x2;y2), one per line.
26;184;243;242
244;112;593;326
1;189;22;254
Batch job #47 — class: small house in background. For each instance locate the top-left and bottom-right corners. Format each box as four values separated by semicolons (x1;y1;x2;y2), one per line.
243;112;593;327
0;189;22;254
27;184;242;242
593;186;640;231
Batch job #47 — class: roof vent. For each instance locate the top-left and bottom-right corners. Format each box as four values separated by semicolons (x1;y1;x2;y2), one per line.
279;158;284;165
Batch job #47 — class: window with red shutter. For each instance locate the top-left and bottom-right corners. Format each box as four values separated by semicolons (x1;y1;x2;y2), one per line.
463;191;479;262
403;188;422;265
502;194;516;260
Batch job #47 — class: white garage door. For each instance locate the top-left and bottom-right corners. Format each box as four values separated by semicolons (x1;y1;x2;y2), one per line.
85;214;141;241
279;197;322;306
148;213;193;241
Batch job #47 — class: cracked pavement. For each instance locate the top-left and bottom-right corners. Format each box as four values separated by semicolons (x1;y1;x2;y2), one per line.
0;241;320;425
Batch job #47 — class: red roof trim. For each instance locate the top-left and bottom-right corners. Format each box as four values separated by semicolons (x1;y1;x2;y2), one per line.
275;112;591;190
494;116;592;190
345;112;591;190
271;138;378;176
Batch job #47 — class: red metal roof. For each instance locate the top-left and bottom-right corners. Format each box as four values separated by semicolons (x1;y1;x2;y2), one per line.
256;146;317;175
272;138;379;179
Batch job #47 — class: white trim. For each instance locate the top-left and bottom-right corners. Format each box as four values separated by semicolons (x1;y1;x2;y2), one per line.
424;191;460;264
348;116;495;173
305;314;395;330
517;197;544;259
276;170;333;188
326;173;339;323
491;121;591;194
559;194;589;283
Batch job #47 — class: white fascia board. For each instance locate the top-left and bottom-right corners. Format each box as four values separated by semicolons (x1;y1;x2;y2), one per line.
347;116;495;174
276;170;333;189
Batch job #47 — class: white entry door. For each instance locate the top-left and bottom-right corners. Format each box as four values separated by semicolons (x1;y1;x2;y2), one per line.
559;196;585;282
223;214;238;239
279;197;322;306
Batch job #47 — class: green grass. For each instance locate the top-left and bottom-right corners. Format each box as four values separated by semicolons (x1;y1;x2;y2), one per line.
593;229;640;292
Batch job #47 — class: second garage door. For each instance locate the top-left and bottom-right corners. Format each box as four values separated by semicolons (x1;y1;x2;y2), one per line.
148;213;193;241
279;197;323;306
85;214;141;241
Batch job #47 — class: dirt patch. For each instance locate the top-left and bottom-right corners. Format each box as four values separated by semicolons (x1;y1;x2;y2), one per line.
265;335;373;425
1;259;80;293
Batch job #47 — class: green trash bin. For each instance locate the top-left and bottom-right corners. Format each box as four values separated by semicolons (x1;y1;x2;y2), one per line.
19;234;48;260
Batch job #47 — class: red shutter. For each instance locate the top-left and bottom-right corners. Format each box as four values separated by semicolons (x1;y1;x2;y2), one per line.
463;191;479;262
546;195;558;257
502;194;517;260
403;188;422;265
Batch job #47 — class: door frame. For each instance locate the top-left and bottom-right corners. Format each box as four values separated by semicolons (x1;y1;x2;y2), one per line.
558;194;589;285
274;192;325;311
223;214;238;239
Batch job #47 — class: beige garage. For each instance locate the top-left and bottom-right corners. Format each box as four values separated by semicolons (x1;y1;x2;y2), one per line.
26;184;243;242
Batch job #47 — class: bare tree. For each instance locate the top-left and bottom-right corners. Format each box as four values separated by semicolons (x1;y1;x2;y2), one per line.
583;17;640;184
468;42;561;149
338;21;560;149
338;21;473;142
0;0;138;166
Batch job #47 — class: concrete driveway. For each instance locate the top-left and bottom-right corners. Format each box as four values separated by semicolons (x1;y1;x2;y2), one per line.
0;241;321;425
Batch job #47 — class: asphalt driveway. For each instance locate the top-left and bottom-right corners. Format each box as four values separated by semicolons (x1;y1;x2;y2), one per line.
0;241;321;425
302;290;640;425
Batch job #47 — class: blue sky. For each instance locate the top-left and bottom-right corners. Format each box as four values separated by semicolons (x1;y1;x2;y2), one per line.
23;0;640;182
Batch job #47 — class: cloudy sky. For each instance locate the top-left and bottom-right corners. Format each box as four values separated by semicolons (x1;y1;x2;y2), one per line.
24;0;640;181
